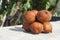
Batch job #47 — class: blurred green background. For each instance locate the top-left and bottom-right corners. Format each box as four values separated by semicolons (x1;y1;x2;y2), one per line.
0;0;60;26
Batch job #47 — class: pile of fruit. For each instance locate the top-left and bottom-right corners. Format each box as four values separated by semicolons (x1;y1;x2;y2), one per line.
22;10;52;34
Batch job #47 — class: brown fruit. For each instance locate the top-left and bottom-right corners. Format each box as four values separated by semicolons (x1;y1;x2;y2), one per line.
31;10;38;16
31;10;38;21
43;22;52;33
37;10;52;23
22;21;30;32
24;11;36;23
30;22;43;34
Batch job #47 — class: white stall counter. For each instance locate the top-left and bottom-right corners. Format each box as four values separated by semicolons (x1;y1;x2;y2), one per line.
0;21;60;40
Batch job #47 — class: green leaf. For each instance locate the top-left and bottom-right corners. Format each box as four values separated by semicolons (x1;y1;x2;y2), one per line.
9;3;16;16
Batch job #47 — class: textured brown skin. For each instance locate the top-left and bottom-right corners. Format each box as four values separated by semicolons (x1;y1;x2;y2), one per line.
30;22;43;34
24;11;36;23
22;21;30;32
31;10;38;22
37;10;52;23
31;10;38;16
43;22;52;33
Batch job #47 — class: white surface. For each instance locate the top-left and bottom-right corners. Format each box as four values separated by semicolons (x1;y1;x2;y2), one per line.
0;21;60;40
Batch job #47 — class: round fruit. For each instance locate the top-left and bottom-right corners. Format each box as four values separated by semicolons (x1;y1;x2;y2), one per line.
22;21;30;32
30;22;43;34
31;10;38;16
37;10;52;23
31;10;38;21
24;11;36;23
43;22;52;33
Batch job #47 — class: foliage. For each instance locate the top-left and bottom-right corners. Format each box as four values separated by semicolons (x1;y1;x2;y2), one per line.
0;0;59;26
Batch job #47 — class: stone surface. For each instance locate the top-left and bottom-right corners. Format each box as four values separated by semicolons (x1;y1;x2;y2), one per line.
0;21;60;40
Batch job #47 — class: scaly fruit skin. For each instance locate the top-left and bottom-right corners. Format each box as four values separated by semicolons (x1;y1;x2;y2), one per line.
37;10;52;23
43;22;52;33
30;22;43;34
24;11;36;23
31;10;38;16
22;21;30;32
